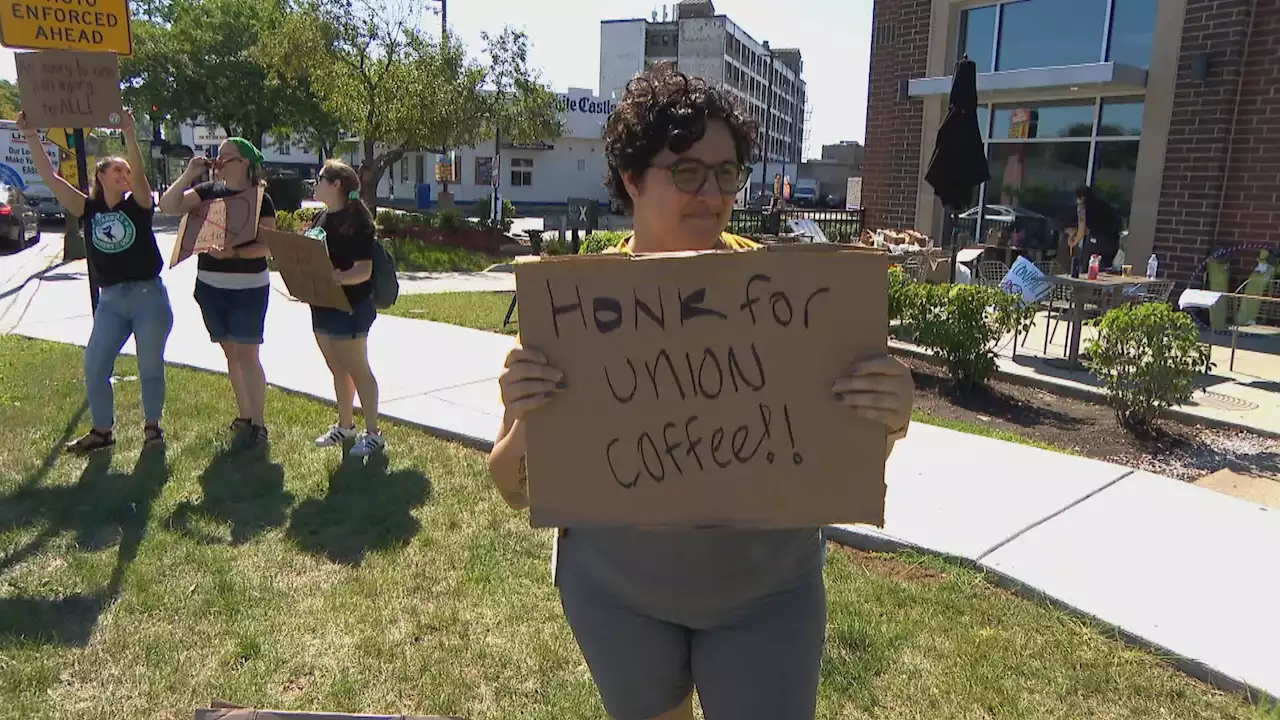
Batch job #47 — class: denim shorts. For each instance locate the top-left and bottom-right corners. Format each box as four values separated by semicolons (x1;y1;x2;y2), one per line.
311;296;376;339
194;280;269;345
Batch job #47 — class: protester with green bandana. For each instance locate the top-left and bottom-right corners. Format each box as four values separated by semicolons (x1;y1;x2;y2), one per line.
160;137;278;448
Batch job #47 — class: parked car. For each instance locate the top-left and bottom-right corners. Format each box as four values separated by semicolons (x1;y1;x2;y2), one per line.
0;185;42;252
791;186;818;207
23;186;65;221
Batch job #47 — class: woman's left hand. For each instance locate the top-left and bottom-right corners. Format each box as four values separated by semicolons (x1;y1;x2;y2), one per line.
832;356;914;433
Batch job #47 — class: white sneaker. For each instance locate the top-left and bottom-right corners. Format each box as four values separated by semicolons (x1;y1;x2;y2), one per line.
314;424;356;447
350;431;386;458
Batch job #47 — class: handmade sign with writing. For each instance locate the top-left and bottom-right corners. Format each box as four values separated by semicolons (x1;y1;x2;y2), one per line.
15;50;123;128
259;228;351;312
998;255;1052;304
514;245;890;529
169;186;264;268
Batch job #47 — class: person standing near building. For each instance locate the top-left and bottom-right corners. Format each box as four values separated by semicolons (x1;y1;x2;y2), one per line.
487;65;914;720
159;138;276;447
18;110;174;454
303;159;385;458
1069;185;1123;270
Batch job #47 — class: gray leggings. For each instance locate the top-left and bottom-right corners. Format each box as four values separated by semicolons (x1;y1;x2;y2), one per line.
557;540;826;720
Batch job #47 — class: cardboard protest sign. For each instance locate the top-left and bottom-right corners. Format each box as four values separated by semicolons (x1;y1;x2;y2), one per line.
169;186;265;268
514;245;890;529
259;227;352;312
999;255;1052;303
15;50;124;129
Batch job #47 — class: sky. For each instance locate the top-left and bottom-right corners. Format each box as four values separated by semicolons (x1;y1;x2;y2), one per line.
0;0;873;155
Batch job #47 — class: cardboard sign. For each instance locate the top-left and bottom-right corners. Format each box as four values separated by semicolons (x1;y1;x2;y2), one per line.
170;186;265;268
514;245;890;529
998;255;1052;303
1;0;134;54
259;227;352;312
14;50;124;129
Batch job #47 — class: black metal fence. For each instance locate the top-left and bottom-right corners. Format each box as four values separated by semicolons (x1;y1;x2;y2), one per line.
728;208;867;243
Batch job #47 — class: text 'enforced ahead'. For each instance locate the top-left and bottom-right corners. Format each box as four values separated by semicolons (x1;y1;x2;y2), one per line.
514;246;890;529
1;0;133;55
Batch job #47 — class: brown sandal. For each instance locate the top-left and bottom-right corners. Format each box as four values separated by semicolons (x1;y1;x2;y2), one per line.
143;425;165;446
66;429;115;455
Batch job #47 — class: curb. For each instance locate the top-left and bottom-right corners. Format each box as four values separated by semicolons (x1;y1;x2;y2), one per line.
887;341;1280;440
821;524;1278;708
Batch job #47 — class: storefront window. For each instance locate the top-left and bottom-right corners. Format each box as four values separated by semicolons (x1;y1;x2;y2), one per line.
511;158;533;187
996;0;1109;71
1092;140;1140;228
985;143;1090;249
1108;0;1159;68
957;5;997;74
1098;98;1144;136
990;101;1096;140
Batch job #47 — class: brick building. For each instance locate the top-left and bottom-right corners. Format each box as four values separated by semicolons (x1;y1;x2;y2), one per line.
863;0;1280;285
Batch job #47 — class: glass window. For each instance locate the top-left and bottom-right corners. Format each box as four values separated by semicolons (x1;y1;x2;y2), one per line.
511;157;533;187
991;101;1096;140
996;0;1109;71
475;157;494;186
958;5;997;74
977;105;991;139
1099;98;1144;136
1108;0;1159;68
1092;139;1140;229
985;142;1090;248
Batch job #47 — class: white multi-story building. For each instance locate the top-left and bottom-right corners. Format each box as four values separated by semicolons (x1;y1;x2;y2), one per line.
178;123;322;175
600;0;808;192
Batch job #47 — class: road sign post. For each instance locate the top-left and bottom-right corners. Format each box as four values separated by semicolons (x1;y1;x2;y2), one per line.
71;127;99;314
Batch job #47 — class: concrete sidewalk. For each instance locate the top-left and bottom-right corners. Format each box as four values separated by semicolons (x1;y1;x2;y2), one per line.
2;235;1277;702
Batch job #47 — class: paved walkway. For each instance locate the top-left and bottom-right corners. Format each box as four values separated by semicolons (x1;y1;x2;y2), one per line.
2;234;1277;702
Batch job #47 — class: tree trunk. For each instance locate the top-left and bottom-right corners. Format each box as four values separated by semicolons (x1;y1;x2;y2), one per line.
360;139;378;209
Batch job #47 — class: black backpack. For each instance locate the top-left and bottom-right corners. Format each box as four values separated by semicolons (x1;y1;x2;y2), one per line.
370;239;400;309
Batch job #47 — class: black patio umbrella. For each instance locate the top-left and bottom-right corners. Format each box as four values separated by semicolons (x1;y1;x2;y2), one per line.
924;56;990;283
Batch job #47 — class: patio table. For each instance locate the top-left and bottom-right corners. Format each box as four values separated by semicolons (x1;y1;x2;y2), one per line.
1045;273;1163;370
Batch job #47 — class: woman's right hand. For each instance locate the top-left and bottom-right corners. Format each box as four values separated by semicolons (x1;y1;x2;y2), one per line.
499;347;564;422
184;157;210;177
15;112;34;138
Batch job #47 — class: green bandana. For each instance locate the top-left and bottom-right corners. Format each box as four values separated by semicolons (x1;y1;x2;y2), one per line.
226;137;264;166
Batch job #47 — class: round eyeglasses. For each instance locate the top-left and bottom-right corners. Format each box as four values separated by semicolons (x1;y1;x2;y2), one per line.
655;159;752;195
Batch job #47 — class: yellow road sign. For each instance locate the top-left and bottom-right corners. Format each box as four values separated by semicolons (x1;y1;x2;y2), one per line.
0;0;134;55
59;152;95;188
44;127;68;151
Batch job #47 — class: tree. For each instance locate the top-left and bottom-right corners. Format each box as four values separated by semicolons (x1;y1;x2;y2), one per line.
0;80;19;120
120;0;320;147
263;0;563;206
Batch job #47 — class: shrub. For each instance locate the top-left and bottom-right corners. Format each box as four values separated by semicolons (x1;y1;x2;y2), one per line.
888;265;911;326
1084;302;1211;432
296;206;321;227
376;209;407;236
274;210;299;234
469;196;517;221
578;230;629;254
541;235;572;256
436;209;464;233
905;283;1035;394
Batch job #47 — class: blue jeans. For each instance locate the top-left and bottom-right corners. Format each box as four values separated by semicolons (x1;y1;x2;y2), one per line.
85;278;174;429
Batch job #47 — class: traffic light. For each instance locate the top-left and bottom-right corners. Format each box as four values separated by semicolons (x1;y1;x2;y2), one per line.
64;129;76;149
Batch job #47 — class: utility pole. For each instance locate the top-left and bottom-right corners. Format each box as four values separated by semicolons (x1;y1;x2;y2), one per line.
437;0;452;205
71;128;100;314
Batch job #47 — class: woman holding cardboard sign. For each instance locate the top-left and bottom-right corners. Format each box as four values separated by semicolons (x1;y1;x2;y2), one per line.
159;138;276;448
17;109;174;455
488;64;915;720
301;159;385;458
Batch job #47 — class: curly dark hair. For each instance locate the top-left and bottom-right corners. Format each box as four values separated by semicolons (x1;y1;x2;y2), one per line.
604;62;759;214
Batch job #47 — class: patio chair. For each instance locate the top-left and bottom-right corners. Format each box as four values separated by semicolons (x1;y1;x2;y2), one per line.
1226;279;1280;372
1019;261;1075;356
976;260;1010;288
901;254;929;283
1129;279;1175;305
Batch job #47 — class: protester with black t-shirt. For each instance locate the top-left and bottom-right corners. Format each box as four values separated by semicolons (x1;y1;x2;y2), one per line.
159;138;276;447
1069;185;1123;270
303;160;385;458
18;110;174;455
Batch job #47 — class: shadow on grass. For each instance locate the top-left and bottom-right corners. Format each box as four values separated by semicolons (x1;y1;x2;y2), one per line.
0;444;170;646
167;446;291;545
286;453;431;566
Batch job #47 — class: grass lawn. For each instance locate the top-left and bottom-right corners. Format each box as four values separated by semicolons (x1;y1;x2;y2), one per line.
0;336;1270;719
385;291;519;335
383;241;503;273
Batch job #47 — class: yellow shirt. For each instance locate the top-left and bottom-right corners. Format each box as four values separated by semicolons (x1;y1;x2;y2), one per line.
605;232;759;254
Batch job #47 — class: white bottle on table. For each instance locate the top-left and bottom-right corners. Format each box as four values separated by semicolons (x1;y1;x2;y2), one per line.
1146;254;1158;279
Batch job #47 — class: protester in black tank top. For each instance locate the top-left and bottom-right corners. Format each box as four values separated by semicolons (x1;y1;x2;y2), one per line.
304;159;385;459
18;110;174;455
159;138;276;448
